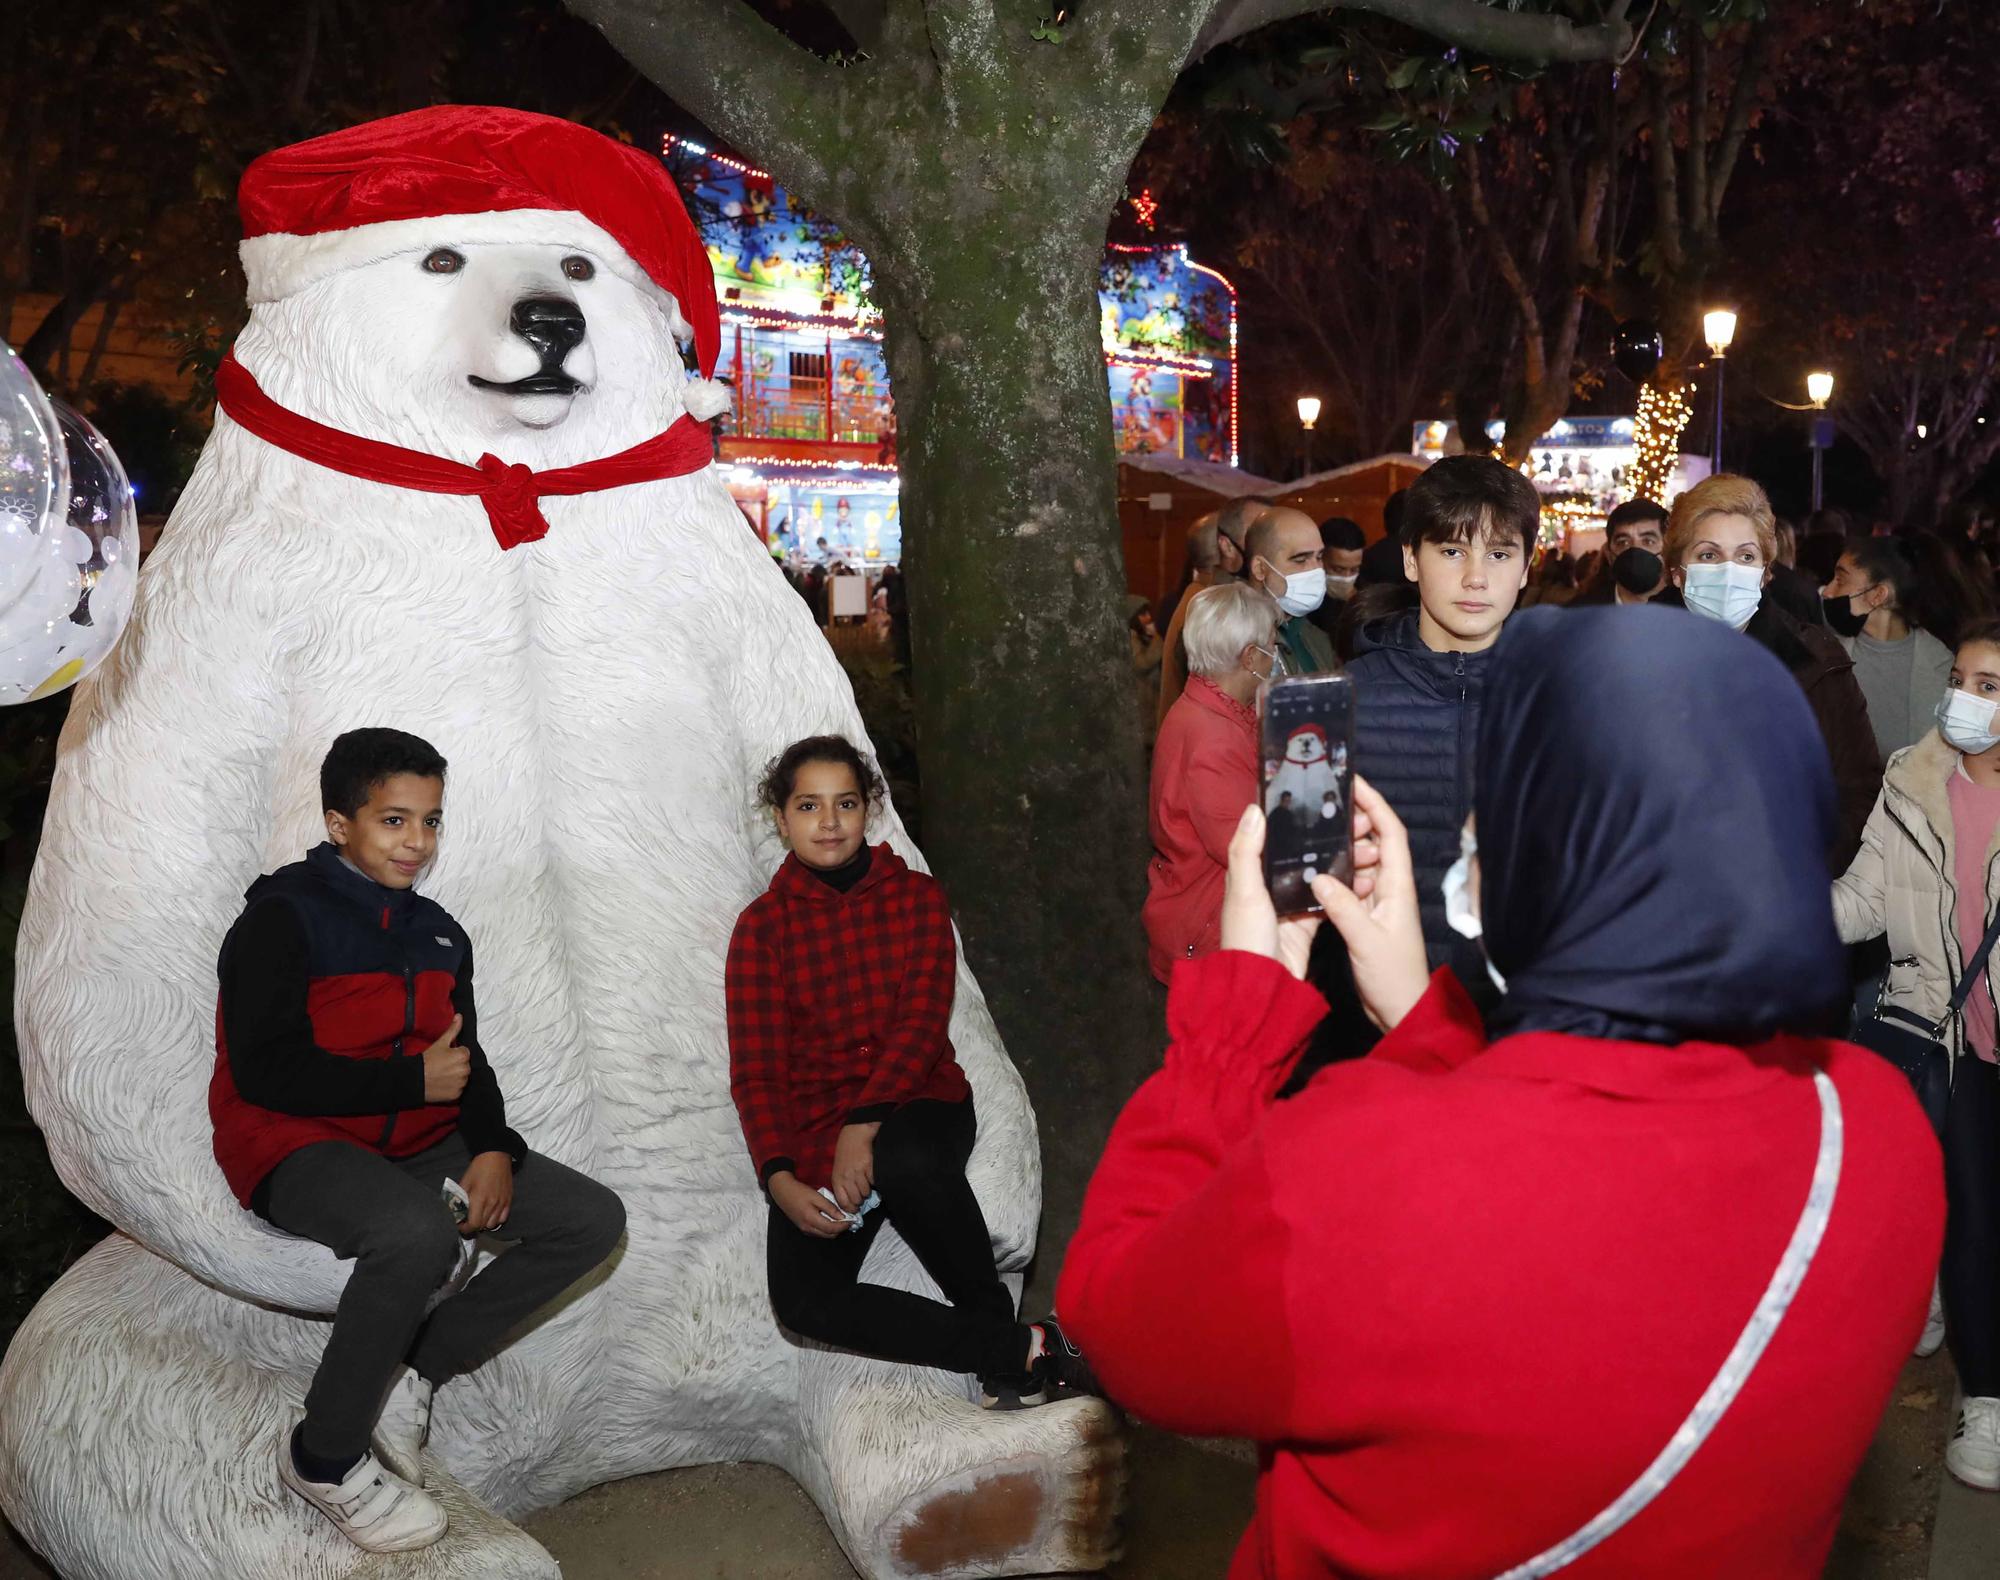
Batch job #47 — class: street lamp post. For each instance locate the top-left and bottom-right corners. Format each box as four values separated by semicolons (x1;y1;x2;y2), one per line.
1704;309;1738;474
1806;370;1834;513
1296;395;1322;481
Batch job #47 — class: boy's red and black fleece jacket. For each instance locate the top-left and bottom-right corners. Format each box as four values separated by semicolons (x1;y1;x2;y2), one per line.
209;842;525;1208
726;843;969;1192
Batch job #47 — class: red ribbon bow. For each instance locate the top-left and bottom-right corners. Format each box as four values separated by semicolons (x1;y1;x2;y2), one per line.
214;352;715;551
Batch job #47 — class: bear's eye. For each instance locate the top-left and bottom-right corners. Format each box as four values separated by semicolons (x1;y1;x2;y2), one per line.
422;249;465;275
562;255;596;282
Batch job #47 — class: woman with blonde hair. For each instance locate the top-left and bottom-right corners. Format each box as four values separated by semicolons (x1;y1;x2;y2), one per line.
1144;580;1281;980
1666;474;1882;868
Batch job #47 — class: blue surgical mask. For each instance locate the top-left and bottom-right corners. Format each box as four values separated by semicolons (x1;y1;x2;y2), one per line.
1681;562;1764;630
1441;826;1507;994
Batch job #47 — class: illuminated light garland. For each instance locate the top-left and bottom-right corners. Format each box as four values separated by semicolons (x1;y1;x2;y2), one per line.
1106;350;1217;378
721;307;882;337
662;134;772;182
722;459;902;483
1629;382;1692;503
1131;188;1159;229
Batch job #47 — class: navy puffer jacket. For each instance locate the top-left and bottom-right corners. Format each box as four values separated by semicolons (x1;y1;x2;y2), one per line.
1346;607;1490;977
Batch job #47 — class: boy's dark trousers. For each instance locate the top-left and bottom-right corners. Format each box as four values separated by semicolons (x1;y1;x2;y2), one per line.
765;1097;1028;1378
258;1132;625;1462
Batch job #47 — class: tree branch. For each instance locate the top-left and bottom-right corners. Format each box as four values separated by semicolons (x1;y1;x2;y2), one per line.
1463;145;1546;392
1646;65;1686;277
1685;22;1708;241
1194;0;1634;64
564;0;866;207
1706;18;1769;235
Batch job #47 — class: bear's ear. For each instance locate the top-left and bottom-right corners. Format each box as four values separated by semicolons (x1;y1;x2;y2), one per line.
683;377;733;423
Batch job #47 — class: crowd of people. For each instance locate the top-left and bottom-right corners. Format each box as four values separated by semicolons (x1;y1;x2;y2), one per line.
216;455;1998;1573
1120;458;2000;1568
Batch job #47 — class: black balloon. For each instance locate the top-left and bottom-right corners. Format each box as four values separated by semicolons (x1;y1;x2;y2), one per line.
1612;320;1664;384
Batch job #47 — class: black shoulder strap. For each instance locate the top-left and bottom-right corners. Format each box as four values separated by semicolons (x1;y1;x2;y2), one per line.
1947;904;2000;1022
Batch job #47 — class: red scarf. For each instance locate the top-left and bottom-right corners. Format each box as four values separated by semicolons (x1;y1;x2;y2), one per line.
213;351;714;551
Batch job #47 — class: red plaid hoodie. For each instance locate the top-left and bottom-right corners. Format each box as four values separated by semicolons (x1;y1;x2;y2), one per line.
727;844;969;1190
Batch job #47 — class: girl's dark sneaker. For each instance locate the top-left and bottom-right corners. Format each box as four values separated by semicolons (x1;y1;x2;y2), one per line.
978;1368;1048;1411
1034;1314;1105;1399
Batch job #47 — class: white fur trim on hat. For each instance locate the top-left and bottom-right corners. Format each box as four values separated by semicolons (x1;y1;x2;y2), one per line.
682;378;733;423
240;207;682;331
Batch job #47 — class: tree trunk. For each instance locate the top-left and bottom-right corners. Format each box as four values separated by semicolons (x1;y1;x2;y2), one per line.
875;209;1156;1284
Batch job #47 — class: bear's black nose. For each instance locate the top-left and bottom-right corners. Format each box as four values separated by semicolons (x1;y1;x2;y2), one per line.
510;296;586;366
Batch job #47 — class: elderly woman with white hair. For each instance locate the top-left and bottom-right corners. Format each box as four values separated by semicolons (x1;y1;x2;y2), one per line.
1143;580;1283;981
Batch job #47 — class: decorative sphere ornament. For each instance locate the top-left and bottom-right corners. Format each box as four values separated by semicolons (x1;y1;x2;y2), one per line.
0;357;140;704
1612;319;1665;385
0;344;69;599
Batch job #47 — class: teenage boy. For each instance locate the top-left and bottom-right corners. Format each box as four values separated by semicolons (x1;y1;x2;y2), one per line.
210;728;625;1552
1345;455;1536;985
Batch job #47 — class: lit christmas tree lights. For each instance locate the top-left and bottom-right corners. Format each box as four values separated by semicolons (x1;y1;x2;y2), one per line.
1630;382;1692;501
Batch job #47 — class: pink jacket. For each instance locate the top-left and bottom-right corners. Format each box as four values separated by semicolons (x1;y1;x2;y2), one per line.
1144;674;1259;982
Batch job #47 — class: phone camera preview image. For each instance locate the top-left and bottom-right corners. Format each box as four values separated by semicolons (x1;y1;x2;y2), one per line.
1260;675;1356;916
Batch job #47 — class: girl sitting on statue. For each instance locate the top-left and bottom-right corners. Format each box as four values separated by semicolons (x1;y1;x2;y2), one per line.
726;734;1096;1409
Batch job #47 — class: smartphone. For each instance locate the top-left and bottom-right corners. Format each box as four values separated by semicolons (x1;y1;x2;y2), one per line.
1260;673;1356;916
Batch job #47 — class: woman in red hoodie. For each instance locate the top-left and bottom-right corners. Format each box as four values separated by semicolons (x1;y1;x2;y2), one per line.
1060;606;1943;1577
727;735;1094;1409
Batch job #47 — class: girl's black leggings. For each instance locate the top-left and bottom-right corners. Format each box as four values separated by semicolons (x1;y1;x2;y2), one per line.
1946;1055;2000;1396
765;1096;1030;1379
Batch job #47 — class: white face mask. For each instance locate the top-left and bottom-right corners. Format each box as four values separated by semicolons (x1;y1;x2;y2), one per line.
1681;562;1764;630
1271;565;1328;618
1327;572;1359;596
1938;687;2000;754
1441;826;1508;995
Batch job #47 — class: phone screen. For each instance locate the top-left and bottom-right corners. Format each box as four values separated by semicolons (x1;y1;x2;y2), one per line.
1260;674;1356;916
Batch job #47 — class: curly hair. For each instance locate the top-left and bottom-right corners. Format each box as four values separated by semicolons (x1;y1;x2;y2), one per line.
758;735;886;812
320;728;447;817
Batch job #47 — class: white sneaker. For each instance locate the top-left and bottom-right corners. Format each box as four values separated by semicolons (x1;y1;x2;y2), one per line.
1917;1279;1947;1359
277;1428;447;1551
371;1365;434;1485
1946;1396;2000;1491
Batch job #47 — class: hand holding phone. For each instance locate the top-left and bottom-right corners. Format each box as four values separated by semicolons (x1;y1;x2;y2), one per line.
1259;674;1356;916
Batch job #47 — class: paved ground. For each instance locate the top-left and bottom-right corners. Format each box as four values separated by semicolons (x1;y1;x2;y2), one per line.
3;1361;1993;1578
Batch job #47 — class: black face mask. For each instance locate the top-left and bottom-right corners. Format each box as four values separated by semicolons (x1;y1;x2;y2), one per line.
1611;546;1663;596
1822;595;1868;637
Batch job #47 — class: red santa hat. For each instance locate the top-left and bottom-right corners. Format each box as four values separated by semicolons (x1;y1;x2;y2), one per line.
236;106;729;419
1285;723;1328;753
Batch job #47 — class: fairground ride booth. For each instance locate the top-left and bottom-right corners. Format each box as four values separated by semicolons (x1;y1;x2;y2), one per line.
666;138;1247;603
1412;416;1711;556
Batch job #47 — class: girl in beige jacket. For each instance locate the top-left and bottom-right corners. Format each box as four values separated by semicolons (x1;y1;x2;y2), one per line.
1834;620;2000;1493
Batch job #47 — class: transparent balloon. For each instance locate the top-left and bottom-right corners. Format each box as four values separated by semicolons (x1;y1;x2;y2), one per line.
0;346;69;642
0;350;140;704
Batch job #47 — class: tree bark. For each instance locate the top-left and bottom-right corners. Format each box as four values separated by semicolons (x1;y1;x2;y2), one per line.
566;0;1636;1281
877;216;1151;1270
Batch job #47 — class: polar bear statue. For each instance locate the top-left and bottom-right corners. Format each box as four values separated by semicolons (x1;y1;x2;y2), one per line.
0;107;1120;1580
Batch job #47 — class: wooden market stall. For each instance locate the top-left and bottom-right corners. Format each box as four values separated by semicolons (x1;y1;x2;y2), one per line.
1268;454;1429;544
1119;452;1280;610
